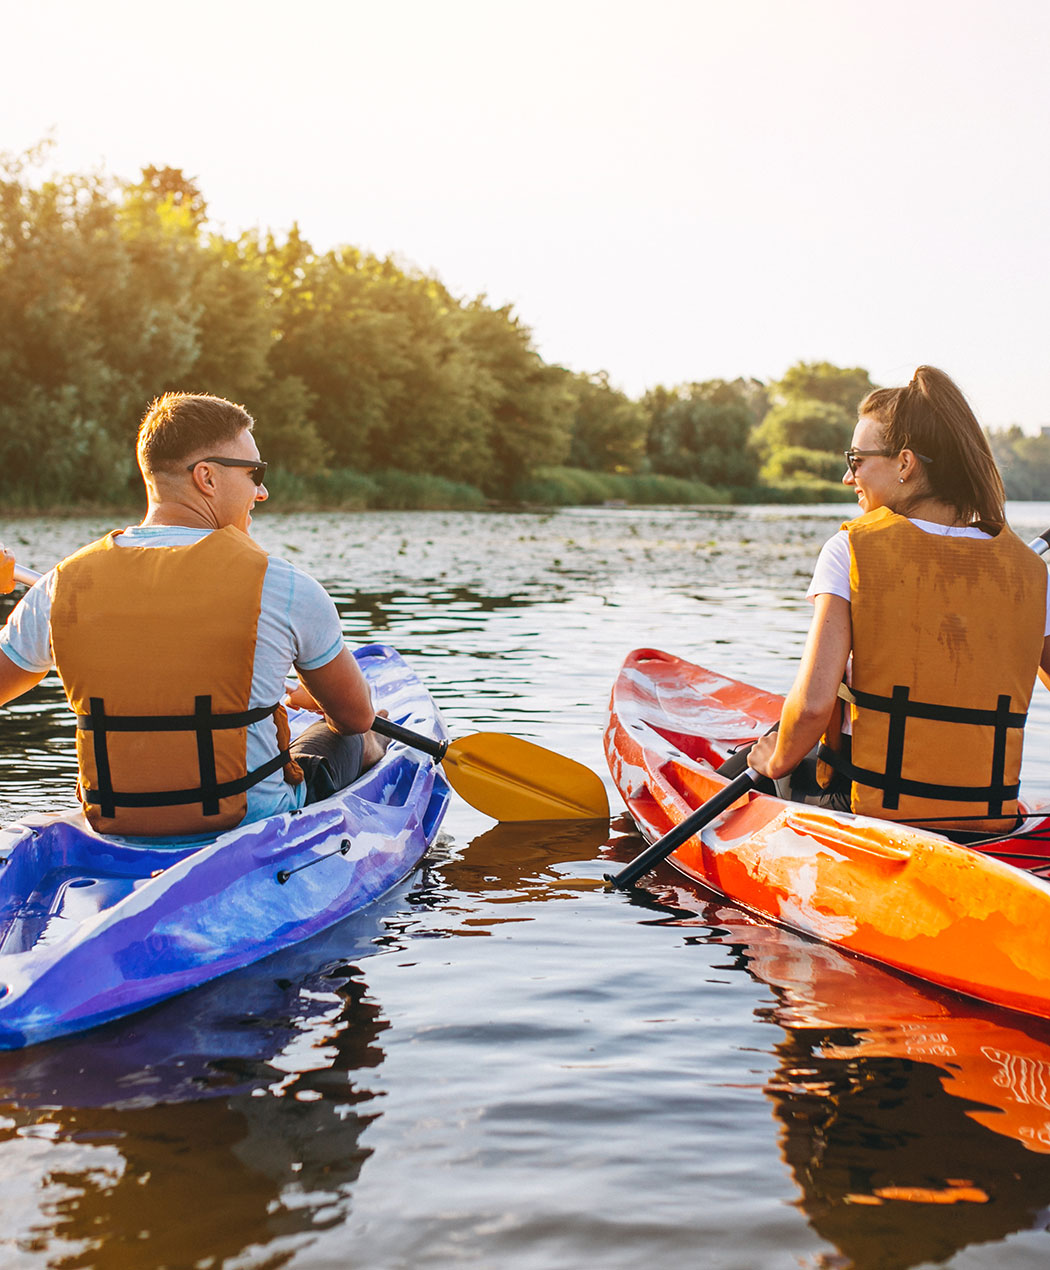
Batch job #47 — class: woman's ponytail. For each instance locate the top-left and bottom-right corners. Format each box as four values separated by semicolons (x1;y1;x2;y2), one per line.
859;366;1005;528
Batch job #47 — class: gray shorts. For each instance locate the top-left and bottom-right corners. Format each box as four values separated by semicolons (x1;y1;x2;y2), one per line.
290;720;367;804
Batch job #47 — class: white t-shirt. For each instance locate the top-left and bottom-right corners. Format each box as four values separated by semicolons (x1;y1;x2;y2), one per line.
807;518;1050;637
0;525;346;824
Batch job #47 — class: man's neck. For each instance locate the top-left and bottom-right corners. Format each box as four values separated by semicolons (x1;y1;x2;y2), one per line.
140;499;221;530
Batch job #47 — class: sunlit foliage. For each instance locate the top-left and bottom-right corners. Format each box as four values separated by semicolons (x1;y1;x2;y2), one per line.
9;150;1021;509
0;149;572;506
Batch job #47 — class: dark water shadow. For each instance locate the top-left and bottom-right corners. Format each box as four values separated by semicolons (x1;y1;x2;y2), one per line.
0;887;419;1268
436;817;612;899
602;830;1050;1269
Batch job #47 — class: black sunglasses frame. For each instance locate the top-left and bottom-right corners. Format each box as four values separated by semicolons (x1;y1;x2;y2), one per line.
843;447;932;475
187;456;268;486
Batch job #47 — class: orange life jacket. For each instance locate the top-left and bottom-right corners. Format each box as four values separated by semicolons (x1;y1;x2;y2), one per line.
817;507;1047;831
50;527;302;836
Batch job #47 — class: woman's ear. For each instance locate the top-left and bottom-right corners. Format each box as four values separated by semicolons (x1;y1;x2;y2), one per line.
898;449;923;483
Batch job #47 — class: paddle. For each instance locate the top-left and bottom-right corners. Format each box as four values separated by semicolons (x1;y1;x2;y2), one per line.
605;769;757;889
4;561;609;822
609;524;1050;888
371;716;609;820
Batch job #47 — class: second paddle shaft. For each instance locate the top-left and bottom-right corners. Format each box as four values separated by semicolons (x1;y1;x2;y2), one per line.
605;768;758;889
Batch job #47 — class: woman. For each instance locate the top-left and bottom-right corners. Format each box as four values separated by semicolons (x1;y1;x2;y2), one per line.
746;366;1050;834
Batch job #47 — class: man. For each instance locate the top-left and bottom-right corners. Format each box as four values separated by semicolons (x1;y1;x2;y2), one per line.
0;392;386;837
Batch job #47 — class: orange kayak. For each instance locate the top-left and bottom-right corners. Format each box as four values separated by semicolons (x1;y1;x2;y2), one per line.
605;648;1050;1020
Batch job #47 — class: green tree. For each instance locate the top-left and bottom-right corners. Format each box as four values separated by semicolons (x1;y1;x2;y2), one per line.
566;371;647;472
771;361;875;414
987;426;1050;500
750;399;854;465
0;156;200;502
644;380;760;487
761;445;846;483
457;300;574;496
130;165;208;229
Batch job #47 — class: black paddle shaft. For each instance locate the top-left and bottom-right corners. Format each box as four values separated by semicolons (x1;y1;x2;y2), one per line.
605;769;758;889
371;715;450;761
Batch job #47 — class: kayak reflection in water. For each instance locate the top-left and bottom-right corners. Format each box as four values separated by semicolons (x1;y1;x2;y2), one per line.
0;392;389;839
731;366;1050;836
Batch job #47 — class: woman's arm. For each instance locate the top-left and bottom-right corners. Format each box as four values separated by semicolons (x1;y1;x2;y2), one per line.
1038;633;1050;692
749;593;852;780
0;649;48;706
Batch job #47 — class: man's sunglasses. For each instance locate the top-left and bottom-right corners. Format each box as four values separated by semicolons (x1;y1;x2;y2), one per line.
187;456;268;486
844;447;932;475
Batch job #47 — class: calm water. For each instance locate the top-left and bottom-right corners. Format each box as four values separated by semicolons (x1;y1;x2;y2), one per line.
2;503;1050;1269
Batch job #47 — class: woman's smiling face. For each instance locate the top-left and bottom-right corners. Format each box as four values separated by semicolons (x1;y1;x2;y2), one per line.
843;415;902;512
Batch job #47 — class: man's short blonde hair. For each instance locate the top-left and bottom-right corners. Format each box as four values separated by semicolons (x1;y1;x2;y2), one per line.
136;393;255;476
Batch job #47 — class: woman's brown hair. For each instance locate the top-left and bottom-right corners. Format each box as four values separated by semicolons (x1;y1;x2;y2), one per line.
859;366;1006;529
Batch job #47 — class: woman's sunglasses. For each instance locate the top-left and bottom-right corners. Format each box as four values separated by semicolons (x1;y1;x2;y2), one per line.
187;456;269;486
844;447;931;475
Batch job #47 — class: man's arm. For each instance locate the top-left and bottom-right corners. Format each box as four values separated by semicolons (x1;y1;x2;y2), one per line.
0;648;47;707
749;593;852;781
295;647;376;735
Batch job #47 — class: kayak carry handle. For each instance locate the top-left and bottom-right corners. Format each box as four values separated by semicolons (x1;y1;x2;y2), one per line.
371;715;450;762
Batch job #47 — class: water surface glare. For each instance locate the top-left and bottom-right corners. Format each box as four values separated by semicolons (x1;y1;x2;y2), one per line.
2;504;1050;1268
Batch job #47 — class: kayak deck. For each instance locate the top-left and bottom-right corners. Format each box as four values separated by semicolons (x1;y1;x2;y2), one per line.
606;648;1050;1020
0;644;450;1048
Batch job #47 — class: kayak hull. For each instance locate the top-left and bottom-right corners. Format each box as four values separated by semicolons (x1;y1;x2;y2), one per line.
0;644;450;1048
606;648;1050;1020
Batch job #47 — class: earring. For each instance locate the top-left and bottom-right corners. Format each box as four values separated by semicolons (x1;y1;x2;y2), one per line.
899;477;904;484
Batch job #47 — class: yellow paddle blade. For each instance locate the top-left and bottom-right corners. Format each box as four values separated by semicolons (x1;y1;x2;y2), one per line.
441;732;610;821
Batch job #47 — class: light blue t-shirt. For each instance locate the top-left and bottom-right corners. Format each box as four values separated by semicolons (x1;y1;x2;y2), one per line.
0;525;346;826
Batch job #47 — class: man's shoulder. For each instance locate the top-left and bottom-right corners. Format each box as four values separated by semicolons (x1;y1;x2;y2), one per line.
261;551;326;588
259;554;337;616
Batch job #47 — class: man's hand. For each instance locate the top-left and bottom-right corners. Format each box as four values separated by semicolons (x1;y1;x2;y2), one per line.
285;679;324;714
0;545;14;596
296;649;379;736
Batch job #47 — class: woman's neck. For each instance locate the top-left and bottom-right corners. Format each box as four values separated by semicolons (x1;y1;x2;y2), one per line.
889;492;969;527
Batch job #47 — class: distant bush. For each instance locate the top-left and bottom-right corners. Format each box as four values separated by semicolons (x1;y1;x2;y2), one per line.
512;466;728;506
369;470;486;510
265;468;379;510
266;467;484;510
761;446;846;483
733;479;856;505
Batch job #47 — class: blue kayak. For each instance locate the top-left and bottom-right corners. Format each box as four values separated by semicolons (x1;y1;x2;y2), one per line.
0;644;451;1049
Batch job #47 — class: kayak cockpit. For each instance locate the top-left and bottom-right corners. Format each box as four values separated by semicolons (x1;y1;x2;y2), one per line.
0;815;197;957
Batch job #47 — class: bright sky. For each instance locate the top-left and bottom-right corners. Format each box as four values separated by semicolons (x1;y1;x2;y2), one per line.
5;0;1050;428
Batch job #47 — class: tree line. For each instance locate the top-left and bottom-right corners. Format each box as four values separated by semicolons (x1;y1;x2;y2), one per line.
0;149;1039;510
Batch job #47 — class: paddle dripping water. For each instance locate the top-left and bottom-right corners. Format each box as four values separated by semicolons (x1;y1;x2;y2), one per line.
2;504;1050;1269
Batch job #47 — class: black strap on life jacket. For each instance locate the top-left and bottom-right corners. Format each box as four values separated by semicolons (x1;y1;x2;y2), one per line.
818;684;1026;816
76;696;287;819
